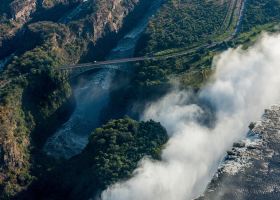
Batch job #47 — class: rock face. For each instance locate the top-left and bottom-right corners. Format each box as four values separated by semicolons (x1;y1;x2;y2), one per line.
0;0;37;45
9;0;37;22
199;105;280;200
0;0;145;59
90;0;139;42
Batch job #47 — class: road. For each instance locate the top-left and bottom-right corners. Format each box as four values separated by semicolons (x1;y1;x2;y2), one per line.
222;0;238;31
234;0;247;35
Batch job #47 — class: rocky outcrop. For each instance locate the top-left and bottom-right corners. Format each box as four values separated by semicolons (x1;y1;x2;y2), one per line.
199;105;280;200
0;0;150;59
9;0;37;22
0;0;36;42
89;0;139;42
0;0;81;58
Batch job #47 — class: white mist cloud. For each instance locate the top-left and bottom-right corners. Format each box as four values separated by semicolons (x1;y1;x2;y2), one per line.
100;33;280;200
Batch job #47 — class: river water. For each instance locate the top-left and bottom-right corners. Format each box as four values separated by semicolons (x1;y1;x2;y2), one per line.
0;54;14;71
44;0;162;159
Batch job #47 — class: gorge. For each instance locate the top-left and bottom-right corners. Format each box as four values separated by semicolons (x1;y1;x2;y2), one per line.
1;0;280;200
44;0;164;159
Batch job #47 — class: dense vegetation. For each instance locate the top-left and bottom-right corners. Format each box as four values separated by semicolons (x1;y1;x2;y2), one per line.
103;0;280;121
0;4;87;197
241;0;280;32
133;0;228;89
132;0;280;90
1;0;280;199
87;117;168;186
0;31;73;199
27;117;168;200
139;0;227;53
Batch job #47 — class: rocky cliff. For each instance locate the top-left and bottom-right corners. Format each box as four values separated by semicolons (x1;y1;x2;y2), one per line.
9;0;37;22
0;0;144;59
199;105;280;200
0;0;80;58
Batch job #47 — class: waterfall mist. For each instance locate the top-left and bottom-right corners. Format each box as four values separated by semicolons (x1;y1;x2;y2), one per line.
100;33;280;200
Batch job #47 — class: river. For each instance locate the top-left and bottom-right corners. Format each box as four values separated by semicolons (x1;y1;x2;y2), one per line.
44;0;163;159
0;54;14;71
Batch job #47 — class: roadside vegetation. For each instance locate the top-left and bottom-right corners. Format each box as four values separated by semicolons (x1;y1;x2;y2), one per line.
133;0;280;90
241;0;280;32
138;0;227;53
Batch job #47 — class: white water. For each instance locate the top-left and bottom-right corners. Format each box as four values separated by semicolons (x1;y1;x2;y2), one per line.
44;0;163;159
101;33;280;200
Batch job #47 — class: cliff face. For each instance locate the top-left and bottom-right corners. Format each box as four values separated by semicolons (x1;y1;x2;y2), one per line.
9;0;37;22
0;0;145;59
0;0;154;198
200;105;280;200
89;0;139;42
0;0;36;44
0;0;78;57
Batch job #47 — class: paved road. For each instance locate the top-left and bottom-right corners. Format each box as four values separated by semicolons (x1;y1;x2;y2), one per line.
234;0;247;35
222;0;238;30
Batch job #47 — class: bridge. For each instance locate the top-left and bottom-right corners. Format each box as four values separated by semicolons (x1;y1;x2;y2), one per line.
57;41;224;79
57;0;246;78
59;56;155;78
57;41;211;78
57;36;227;79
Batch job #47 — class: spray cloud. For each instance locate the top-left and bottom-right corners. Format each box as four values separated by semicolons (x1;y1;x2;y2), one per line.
101;33;280;200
